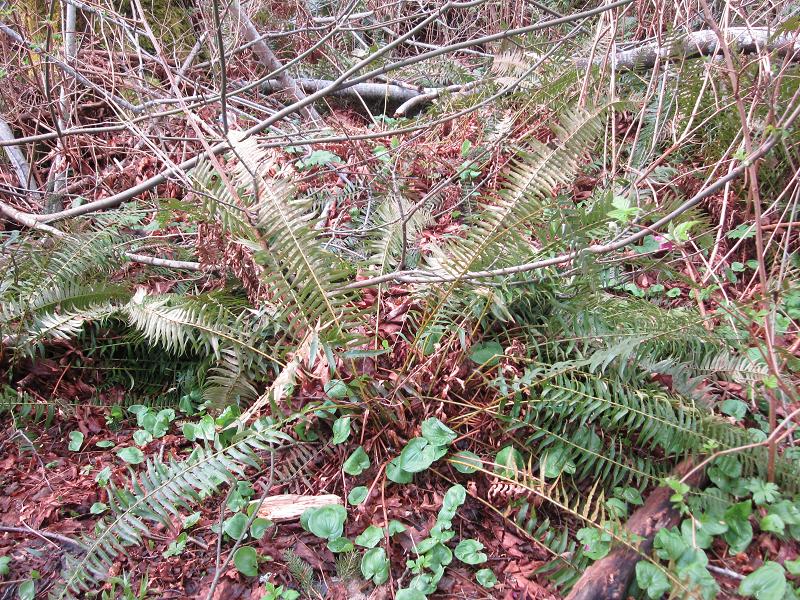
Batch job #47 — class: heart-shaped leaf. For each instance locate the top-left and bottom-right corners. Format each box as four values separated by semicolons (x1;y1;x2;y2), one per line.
223;512;248;540
233;547;259;577
469;341;503;366
454;539;487;564
421;418;457;447
636;562;671;599
348;486;368;505
343;446;370;476
355;525;384;548
738;561;786;600
399;438;438;473
306;504;347;540
451;450;481;474
494;446;524;478
332;416;351;444
68;431;84;452
116;446;145;465
361;547;389;585
327;537;354;553
476;568;497;588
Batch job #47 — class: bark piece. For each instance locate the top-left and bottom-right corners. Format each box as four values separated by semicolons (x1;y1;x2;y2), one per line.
255;494;342;522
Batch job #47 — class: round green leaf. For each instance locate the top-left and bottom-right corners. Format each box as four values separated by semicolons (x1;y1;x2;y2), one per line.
68;431;84;452
454;539;487;565
386;458;413;483
388;520;406;536
133;429;153;447
89;502;108;515
541;446;576;479
348;486;368;505
223;512;248;540
95;466;112;487
116;446;145;465
17;580;35;600
759;514;785;534
95;440;114;448
327;537;354;553
636;562;671;599
451;450;481;474
399;438;437;473
360;547;389;585
324;379;349;399
577;527;612;560
613;486;644;506
426;543;452;569
182;512;201;530
739;561;786;600
233;547;259;577
0;556;10;576
355;525;384;548
332;416;351;445
343;446;371;476
469;341;503;366
476;568;497;588
250;518;272;540
494;446;524;478
720;399;748;421
421;418;457;447
307;504;347;540
784;558;800;576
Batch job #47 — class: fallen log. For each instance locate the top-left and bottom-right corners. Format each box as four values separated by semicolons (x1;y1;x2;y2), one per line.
565;459;707;600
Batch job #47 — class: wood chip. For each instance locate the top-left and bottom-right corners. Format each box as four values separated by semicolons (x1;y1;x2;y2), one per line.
254;494;342;522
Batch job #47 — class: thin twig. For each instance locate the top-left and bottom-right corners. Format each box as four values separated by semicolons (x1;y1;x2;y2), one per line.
0;525;87;553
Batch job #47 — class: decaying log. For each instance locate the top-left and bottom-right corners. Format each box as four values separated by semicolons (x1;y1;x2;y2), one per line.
565;459;707;600
255;494;342;522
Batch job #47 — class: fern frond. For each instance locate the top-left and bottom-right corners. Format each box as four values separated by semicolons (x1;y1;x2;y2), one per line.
58;425;292;598
435;102;620;276
123;290;271;360
368;195;433;275
190;135;360;343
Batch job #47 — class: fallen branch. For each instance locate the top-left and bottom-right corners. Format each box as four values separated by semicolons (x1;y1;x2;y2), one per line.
0;115;38;200
230;0;322;125
565;459;707;600
253;494;342;522
577;26;799;71
0;525;86;553
259;27;797;116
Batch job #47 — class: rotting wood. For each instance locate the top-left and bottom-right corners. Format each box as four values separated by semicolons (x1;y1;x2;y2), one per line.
565;459;707;600
254;494;342;522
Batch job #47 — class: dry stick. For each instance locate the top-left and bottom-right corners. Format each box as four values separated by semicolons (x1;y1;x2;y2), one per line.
210;0;230;134
230;0;322;126
0;15;793;149
0;0;358;149
0;525;87;553
565;459;708;600
0;115;37;200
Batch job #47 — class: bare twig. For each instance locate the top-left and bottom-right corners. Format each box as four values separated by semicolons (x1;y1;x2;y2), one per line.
0;525;87;553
